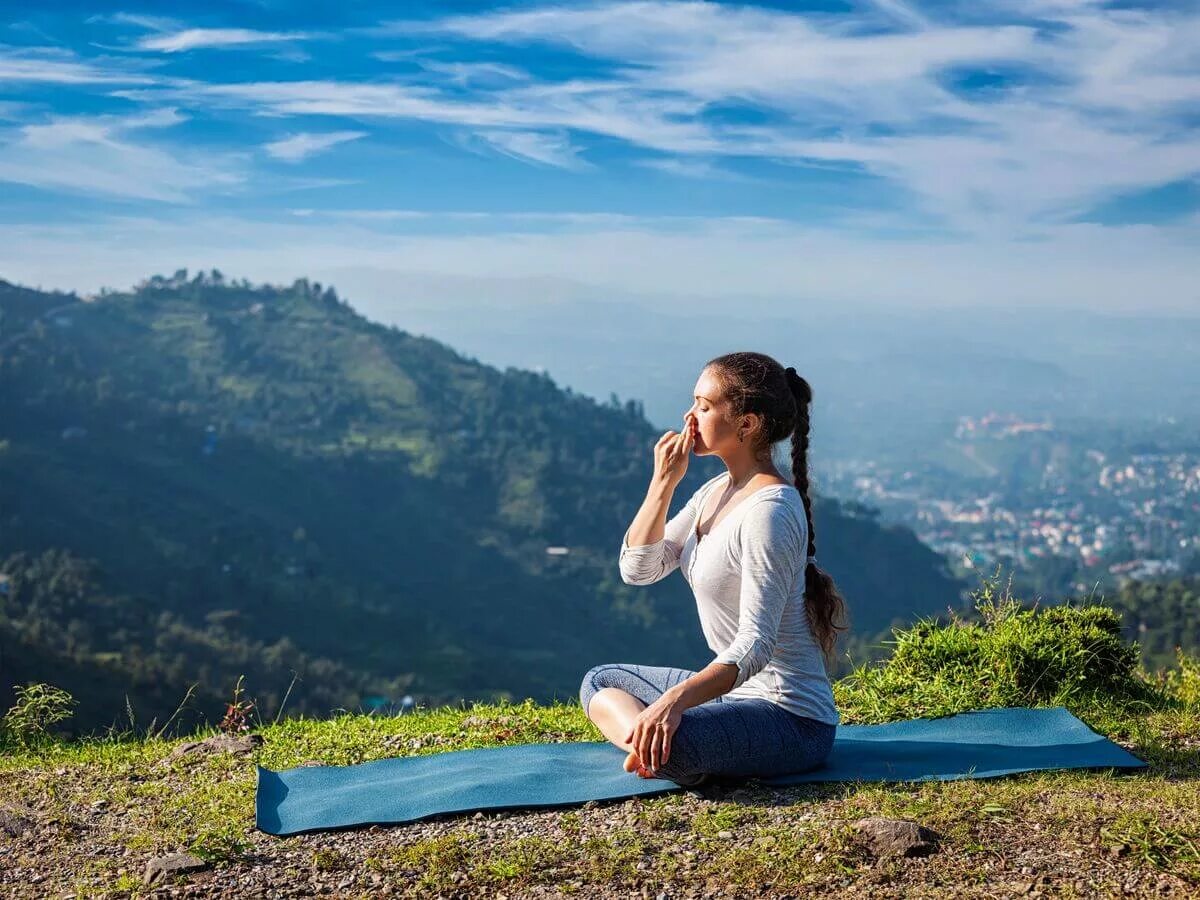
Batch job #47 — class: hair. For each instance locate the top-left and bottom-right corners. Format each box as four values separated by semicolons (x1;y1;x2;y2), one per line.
703;352;849;670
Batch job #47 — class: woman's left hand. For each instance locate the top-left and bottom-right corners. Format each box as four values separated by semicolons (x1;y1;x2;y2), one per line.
625;696;683;776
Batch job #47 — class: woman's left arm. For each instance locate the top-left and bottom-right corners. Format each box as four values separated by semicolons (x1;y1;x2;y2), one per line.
709;498;803;691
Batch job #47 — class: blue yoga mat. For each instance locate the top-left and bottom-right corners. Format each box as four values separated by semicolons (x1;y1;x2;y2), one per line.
255;706;1146;836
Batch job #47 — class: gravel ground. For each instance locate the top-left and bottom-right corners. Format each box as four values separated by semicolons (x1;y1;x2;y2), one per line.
1;773;1195;899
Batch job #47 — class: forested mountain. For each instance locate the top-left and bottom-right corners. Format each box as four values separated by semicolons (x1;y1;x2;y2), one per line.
0;272;965;736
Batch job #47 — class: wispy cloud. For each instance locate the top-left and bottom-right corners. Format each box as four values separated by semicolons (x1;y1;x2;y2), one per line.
1;1;1197;313
0;108;241;203
85;13;181;32
354;1;1200;235
263;130;367;162
0;45;158;84
136;28;315;53
635;157;750;181
414;60;529;86
472;129;589;169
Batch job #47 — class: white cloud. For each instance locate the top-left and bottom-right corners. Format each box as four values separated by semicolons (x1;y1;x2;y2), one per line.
866;0;931;31
635;157;750;181
263;130;367;163
0;109;241;203
472;129;589;169
85;13;182;31
356;1;1200;235
0;45;158;84
0;0;1196;314
136;28;315;53
408;59;530;86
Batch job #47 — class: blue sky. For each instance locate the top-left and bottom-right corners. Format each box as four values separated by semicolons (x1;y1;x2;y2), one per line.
0;1;1197;313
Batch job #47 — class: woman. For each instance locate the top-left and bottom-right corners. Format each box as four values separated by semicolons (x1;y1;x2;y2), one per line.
579;352;848;787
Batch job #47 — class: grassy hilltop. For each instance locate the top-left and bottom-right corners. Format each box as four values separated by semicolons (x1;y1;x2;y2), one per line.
1;577;1198;899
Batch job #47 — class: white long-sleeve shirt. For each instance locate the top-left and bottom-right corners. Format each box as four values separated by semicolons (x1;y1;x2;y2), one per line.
619;472;840;726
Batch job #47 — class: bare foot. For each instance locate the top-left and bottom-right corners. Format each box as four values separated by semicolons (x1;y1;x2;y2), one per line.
624;750;656;778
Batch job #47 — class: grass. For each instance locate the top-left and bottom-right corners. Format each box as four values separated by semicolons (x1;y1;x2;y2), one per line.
1;572;1198;897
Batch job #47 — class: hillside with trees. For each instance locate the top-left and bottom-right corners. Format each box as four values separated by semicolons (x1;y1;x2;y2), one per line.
0;272;965;735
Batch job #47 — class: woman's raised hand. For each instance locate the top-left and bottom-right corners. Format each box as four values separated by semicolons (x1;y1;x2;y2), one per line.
652;412;696;489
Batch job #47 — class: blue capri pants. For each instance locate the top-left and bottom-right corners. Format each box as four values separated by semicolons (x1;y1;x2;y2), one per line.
579;662;836;787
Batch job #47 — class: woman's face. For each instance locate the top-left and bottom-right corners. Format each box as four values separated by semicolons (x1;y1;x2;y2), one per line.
686;371;726;454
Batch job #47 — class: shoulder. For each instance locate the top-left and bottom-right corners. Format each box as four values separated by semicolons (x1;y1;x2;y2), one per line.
739;494;805;542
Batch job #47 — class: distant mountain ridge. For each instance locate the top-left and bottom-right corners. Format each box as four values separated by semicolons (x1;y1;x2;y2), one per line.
0;271;965;735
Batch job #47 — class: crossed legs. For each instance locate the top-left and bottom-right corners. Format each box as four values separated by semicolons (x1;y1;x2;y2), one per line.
579;662;837;788
579;662;712;785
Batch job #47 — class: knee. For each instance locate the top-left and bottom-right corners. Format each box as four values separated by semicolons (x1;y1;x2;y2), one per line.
579;664;623;716
578;664;606;715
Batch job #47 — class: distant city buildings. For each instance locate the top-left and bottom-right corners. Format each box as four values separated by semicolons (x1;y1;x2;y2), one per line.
954;411;1054;441
827;419;1199;593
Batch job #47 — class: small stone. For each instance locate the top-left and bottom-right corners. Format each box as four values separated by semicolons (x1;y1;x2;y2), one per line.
143;852;209;885
0;804;39;838
164;732;263;763
716;830;733;840
851;817;940;858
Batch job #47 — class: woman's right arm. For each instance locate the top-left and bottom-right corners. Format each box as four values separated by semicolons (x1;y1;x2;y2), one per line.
619;417;701;586
618;480;706;585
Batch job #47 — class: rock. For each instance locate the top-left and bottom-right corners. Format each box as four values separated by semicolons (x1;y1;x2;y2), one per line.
164;732;264;762
0;803;40;837
851;817;940;857
143;852;209;885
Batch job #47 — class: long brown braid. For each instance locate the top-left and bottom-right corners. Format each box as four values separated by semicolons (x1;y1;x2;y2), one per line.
704;352;849;669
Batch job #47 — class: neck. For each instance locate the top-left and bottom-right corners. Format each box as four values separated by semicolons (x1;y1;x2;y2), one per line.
723;457;782;490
